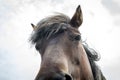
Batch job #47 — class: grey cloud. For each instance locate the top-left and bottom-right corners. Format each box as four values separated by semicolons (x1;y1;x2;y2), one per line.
103;60;120;80
50;0;64;4
101;0;120;15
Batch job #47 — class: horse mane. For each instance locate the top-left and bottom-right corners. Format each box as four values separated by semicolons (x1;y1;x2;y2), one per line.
82;43;106;80
30;14;106;80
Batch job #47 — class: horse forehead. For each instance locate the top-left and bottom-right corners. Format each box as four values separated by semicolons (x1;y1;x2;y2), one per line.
67;26;80;34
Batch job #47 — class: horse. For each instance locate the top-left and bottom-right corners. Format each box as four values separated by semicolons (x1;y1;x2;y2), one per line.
30;5;106;80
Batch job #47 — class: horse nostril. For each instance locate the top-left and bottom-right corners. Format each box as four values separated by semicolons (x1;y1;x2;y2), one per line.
53;73;65;80
64;74;73;80
53;73;73;80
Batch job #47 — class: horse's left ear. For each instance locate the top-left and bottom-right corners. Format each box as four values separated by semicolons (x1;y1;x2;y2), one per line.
31;23;37;30
70;5;83;28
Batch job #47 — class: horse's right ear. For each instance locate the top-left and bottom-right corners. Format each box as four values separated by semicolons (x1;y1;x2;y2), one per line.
70;5;83;28
31;23;37;30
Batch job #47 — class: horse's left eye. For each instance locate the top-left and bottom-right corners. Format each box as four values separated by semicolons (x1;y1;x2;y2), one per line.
74;35;81;41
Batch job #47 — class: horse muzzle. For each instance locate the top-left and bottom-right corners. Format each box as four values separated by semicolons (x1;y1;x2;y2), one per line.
35;72;73;80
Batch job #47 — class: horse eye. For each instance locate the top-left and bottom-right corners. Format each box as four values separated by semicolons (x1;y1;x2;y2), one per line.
74;35;81;41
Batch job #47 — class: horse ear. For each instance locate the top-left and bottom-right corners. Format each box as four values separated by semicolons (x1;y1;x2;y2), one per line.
70;5;83;28
31;23;37;30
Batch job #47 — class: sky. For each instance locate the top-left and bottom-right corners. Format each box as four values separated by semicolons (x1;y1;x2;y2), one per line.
0;0;120;80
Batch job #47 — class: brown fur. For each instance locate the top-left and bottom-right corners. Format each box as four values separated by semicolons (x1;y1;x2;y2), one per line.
30;5;106;80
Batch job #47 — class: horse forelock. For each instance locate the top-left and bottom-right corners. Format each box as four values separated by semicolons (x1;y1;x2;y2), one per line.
30;14;70;44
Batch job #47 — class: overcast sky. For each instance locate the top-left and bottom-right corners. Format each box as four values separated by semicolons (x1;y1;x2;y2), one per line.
0;0;120;80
